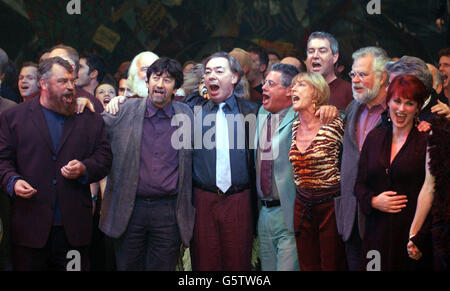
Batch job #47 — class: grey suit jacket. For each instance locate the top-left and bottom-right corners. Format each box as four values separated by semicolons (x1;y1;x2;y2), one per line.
335;100;382;242
99;98;195;247
254;106;297;232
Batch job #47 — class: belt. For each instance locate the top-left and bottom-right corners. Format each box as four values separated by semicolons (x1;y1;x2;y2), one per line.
136;194;177;201
261;200;281;208
194;181;250;197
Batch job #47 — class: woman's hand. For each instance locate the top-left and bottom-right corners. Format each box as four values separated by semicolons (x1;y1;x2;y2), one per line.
407;240;422;260
371;191;407;213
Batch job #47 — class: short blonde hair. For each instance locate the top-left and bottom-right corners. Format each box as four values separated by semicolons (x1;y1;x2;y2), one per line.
293;72;330;107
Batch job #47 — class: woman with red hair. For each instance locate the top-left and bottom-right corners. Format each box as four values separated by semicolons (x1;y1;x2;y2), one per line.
355;75;430;271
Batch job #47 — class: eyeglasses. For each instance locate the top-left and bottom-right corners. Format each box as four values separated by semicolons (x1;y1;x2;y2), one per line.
348;71;370;80
262;79;279;88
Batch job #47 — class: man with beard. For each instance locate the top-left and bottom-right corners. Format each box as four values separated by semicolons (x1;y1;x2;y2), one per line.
0;57;112;270
189;52;259;271
334;47;390;271
306;32;353;110
127;51;159;98
18;62;40;102
99;58;195;271
48;44;104;113
100;52;159;114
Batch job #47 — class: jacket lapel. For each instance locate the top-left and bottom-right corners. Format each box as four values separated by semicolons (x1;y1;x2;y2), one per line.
347;102;362;150
29;97;55;153
275;106;296;134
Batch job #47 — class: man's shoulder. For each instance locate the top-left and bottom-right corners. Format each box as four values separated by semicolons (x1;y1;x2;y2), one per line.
75;108;105;125
1;98;30;118
173;100;193;115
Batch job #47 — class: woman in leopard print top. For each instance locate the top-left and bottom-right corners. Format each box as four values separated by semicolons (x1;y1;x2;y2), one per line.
288;72;346;271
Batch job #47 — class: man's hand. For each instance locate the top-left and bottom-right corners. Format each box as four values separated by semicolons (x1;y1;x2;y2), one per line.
14;179;37;199
76;97;95;114
371;191;408;213
315;105;338;124
61;160;86;180
407;240;422;260
417;120;431;132
436;18;445;31
105;96;127;115
431;100;450;119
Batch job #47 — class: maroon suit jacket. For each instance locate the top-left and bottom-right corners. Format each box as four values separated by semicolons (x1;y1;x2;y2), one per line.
0;97;112;248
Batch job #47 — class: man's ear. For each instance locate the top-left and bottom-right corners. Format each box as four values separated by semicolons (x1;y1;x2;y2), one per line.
260;64;267;73
39;78;47;90
333;53;339;65
90;69;98;81
231;73;239;85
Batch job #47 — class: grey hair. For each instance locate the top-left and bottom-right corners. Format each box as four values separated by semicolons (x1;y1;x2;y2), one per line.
39;57;74;80
0;48;8;75
385;56;433;94
352;47;390;82
203;51;244;85
434;70;444;87
307;32;339;55
127;51;159;94
269;63;300;88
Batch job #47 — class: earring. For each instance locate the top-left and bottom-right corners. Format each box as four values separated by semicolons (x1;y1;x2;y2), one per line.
387;110;391;123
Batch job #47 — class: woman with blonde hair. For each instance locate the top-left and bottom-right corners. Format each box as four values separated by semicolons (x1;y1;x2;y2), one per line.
289;72;346;270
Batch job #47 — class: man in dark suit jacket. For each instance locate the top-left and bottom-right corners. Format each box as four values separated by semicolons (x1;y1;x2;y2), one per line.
0;57;112;271
99;57;195;271
189;52;259;271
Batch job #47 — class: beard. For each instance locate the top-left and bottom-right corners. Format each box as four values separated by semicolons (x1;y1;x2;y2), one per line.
47;87;76;116
131;76;148;97
352;79;382;104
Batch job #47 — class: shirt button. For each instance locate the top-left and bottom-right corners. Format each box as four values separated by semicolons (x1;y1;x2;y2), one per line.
52;156;56;161
52;179;57;185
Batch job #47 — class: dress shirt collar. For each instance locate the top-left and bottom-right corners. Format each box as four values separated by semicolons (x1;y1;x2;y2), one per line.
145;98;174;118
205;92;237;112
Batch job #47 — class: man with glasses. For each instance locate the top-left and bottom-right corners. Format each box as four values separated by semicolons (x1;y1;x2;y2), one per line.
334;46;390;270
306;32;353;110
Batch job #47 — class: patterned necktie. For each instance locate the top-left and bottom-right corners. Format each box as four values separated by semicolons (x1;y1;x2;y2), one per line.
260;114;272;197
216;103;231;193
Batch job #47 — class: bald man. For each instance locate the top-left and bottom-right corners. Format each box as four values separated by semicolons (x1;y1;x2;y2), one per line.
281;57;306;72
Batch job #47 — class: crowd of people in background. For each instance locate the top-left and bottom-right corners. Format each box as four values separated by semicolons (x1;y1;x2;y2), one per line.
0;30;448;271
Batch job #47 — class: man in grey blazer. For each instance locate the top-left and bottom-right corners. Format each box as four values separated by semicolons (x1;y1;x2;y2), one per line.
99;57;195;271
335;47;390;271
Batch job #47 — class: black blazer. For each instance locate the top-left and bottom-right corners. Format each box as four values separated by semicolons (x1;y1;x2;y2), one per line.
0;97;112;248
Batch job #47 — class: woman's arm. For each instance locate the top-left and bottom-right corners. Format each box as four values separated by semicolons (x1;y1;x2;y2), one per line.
409;149;434;238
